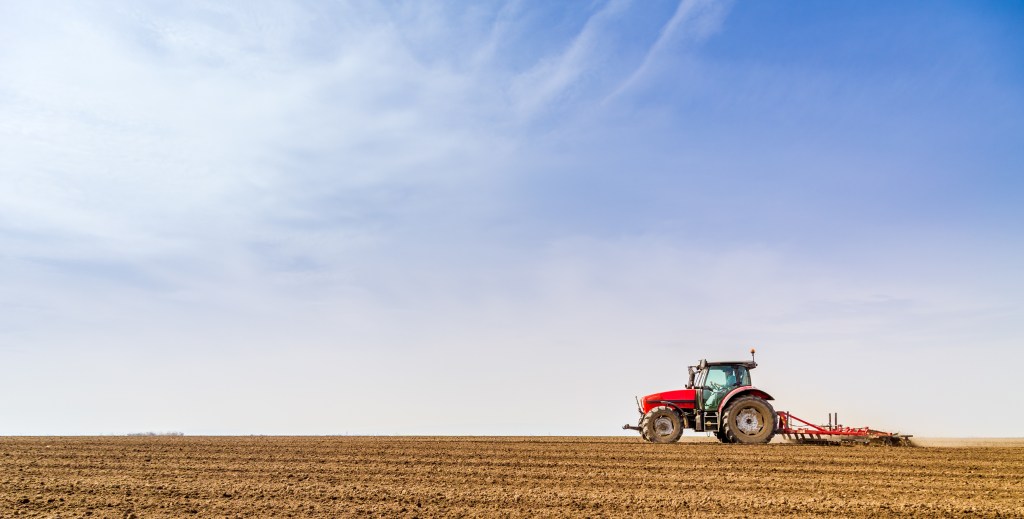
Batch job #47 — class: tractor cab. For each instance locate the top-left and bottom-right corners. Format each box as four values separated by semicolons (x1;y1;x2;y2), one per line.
686;358;756;411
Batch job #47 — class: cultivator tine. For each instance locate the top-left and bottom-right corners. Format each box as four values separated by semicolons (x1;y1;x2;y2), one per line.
865;435;890;446
778;411;913;446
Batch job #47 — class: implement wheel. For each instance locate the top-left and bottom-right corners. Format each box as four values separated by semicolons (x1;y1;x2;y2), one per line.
641;406;683;443
722;396;777;444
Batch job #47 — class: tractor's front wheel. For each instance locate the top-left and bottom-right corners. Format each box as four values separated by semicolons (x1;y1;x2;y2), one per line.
722;396;777;444
641;406;683;443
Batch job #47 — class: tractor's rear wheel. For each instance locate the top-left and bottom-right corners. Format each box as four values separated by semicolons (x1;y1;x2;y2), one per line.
722;396;777;444
641;406;683;443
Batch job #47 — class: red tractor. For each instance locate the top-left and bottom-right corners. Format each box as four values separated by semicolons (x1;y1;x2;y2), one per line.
624;349;912;445
624;349;777;444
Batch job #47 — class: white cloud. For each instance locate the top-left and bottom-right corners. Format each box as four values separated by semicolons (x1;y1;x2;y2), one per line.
607;0;730;101
509;0;631;117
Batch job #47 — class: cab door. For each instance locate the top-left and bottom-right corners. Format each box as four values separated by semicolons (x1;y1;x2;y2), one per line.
701;366;733;411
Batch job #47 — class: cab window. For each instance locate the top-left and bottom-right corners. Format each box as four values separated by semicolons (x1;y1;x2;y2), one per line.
705;367;729;387
710;366;750;386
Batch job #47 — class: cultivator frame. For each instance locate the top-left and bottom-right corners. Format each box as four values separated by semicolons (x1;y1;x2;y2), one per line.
778;411;912;446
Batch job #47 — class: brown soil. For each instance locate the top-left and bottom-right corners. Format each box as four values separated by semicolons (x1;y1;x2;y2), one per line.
1;436;1022;518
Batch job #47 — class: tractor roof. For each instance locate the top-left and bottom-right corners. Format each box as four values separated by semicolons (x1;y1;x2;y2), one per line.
700;359;758;369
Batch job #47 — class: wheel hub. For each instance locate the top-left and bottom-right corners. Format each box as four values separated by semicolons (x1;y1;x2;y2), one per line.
735;408;763;435
654;416;674;436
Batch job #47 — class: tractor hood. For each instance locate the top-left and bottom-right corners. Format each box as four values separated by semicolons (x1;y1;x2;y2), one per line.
640;389;697;414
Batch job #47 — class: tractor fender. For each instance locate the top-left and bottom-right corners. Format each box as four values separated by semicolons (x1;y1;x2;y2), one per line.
717;386;775;414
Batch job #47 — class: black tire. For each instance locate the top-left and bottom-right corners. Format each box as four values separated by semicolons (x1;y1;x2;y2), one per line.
714;431;733;444
722;396;777;444
641;406;683;443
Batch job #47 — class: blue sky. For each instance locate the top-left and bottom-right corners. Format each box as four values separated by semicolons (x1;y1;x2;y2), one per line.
1;1;1022;436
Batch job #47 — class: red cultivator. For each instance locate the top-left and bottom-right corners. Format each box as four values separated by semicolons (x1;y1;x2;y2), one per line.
778;411;912;446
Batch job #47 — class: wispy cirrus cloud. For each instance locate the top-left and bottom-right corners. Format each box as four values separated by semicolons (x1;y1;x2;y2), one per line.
607;0;730;102
0;0;725;292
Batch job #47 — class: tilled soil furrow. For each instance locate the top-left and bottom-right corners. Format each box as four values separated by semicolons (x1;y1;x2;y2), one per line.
1;437;1023;518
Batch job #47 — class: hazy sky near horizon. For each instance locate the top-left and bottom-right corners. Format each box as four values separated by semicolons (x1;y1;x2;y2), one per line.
2;1;1022;436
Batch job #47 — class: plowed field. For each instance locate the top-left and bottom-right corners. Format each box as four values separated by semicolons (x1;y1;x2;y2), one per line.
2;436;1022;517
